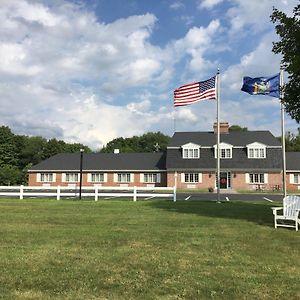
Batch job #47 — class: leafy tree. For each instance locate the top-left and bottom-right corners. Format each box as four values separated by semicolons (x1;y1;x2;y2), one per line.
0;126;19;167
100;132;171;153
229;125;248;132
0;165;22;185
271;4;300;121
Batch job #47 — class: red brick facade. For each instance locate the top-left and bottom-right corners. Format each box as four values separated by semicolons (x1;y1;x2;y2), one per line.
28;170;289;191
28;172;167;188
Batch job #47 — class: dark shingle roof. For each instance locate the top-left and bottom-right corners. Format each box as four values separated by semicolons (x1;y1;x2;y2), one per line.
29;152;166;172
286;152;300;171
168;131;281;147
166;148;282;171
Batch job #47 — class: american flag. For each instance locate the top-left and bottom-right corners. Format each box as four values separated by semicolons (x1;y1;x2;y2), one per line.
174;76;217;107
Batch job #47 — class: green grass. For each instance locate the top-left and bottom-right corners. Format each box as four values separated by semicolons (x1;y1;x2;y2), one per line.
0;198;299;299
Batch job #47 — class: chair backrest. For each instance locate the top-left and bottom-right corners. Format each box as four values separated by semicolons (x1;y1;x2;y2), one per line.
283;195;300;217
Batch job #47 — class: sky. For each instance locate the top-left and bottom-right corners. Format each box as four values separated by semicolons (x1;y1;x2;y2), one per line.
0;0;299;150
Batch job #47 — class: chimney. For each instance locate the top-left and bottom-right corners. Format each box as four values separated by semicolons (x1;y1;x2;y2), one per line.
114;149;120;154
213;122;229;134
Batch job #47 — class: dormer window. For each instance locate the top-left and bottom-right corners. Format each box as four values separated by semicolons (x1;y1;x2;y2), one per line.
182;143;200;159
247;142;266;159
214;142;233;159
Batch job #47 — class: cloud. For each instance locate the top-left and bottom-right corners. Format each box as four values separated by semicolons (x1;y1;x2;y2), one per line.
0;0;298;150
198;0;224;10
170;1;185;10
222;32;281;92
226;0;299;34
172;19;221;74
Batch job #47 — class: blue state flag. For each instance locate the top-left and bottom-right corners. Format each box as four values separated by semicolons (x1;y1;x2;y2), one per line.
241;73;280;98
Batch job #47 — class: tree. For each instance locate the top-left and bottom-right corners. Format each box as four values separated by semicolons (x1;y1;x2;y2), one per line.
100;132;171;153
271;4;300;121
229;125;248;132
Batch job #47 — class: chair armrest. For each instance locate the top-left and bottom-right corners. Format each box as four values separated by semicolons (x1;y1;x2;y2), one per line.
271;207;283;211
271;207;283;216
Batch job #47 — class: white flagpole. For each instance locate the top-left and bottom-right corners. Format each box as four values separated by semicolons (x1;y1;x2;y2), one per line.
280;66;287;197
173;106;176;133
216;69;221;203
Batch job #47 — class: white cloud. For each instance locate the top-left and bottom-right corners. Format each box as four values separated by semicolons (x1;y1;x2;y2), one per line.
0;0;298;149
170;1;185;10
222;32;281;92
198;0;224;10
226;0;299;34
172;19;221;73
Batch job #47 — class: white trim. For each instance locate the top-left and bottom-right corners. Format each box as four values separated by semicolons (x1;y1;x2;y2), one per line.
140;174;144;183
103;173;108;183
87;173;92;183
181;173;185;183
245;173;250;184
113;173;118;182
264;173;268;184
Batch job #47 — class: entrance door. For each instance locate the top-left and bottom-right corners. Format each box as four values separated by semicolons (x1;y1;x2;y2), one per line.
220;172;228;189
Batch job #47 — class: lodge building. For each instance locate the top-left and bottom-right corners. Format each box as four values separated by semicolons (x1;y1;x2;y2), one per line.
28;122;300;192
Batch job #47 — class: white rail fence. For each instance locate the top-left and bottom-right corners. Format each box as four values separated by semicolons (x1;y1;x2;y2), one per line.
0;186;177;202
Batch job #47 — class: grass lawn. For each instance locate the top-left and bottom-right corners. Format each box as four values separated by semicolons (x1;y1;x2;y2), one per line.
0;198;299;300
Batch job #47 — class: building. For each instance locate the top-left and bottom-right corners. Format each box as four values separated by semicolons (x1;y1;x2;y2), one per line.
28;122;300;192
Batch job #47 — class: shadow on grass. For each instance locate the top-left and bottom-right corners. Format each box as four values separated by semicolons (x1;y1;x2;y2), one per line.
149;200;275;227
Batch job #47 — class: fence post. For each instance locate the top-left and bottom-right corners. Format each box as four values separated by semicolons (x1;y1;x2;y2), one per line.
20;185;24;200
95;186;98;201
57;186;60;200
173;186;177;202
133;186;137;202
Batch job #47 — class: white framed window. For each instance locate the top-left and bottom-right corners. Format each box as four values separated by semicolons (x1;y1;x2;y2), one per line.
39;173;55;182
64;173;79;182
117;173;131;183
181;173;202;183
290;174;300;184
247;142;266;159
214;142;232;159
182;143;200;159
91;173;104;182
143;173;161;183
246;173;267;184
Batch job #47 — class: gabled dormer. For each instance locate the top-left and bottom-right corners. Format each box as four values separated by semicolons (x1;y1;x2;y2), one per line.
181;142;200;159
213;142;233;159
247;142;266;159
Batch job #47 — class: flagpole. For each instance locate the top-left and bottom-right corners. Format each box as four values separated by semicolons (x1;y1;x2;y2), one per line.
216;69;221;203
280;66;287;197
173;106;176;133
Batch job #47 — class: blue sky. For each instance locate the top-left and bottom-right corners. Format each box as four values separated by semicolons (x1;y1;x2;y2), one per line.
0;0;298;149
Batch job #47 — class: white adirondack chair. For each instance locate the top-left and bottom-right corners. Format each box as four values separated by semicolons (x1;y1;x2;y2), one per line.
271;195;300;231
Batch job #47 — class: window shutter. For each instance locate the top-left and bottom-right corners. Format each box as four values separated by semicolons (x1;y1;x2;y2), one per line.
198;173;202;183
245;173;250;184
140;174;144;183
103;173;108;183
52;173;56;182
181;173;185;183
62;173;66;182
36;173;41;183
157;173;161;183
87;173;91;182
113;173;118;182
130;173;134;183
290;174;294;184
264;174;268;184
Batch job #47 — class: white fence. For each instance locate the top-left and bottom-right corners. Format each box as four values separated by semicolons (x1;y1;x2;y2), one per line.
0;185;177;202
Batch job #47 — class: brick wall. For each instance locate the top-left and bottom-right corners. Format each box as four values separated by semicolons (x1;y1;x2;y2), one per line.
28;172;167;187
